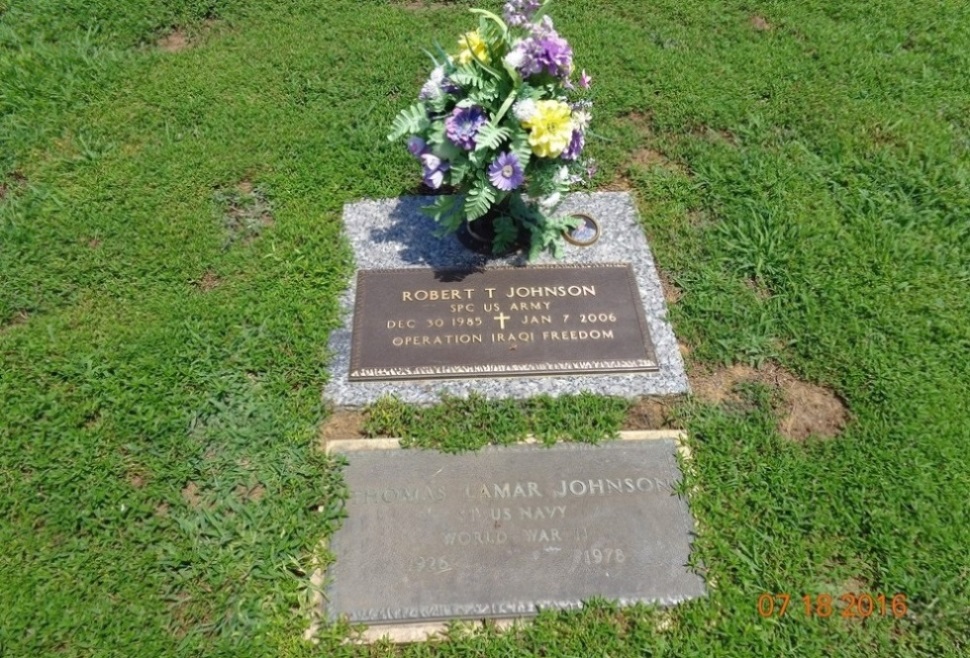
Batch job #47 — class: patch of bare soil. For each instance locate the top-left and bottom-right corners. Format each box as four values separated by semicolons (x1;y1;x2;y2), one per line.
744;277;772;300
157;29;189;53
618;112;690;177
658;270;683;305
621;111;655;138
181;481;203;508
624;398;676;430
1;171;27;200
195;270;221;292
127;469;148;489
631;147;688;176
318;411;367;449
601;174;634;191
691;363;847;440
691;363;756;406
156;19;220;53
780;376;848;441
751;15;773;31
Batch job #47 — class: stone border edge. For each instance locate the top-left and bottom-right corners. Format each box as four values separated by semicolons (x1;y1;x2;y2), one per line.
326;430;685;454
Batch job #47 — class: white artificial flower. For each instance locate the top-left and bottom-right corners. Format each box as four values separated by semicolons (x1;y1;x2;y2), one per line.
504;40;526;70
572;109;591;131
420;80;441;100
504;50;525;70
513;98;537;122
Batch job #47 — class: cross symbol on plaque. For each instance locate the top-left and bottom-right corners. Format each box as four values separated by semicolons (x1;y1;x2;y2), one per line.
492;312;511;330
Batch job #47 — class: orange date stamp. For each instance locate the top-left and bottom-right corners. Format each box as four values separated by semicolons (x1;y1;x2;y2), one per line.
757;593;908;619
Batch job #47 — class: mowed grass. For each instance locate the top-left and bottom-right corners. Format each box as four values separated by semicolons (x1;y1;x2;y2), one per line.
1;0;968;656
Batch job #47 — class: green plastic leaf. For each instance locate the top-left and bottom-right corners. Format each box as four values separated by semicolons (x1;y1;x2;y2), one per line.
475;121;511;152
464;177;497;220
387;103;429;141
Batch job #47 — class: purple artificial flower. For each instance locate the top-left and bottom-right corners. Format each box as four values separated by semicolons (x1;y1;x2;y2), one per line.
503;0;541;27
505;18;573;79
579;69;592;89
407;135;427;157
445;106;487;150
421;153;450;189
487;152;525;191
561;129;585;161
538;36;573;77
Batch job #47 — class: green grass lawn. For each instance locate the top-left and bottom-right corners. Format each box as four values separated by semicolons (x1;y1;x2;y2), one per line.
2;0;968;655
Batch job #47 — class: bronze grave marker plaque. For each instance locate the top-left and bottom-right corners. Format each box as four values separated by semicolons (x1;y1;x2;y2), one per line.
324;437;705;625
349;264;657;380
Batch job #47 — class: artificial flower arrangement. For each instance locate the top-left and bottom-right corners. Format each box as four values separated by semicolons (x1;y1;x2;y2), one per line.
388;0;594;258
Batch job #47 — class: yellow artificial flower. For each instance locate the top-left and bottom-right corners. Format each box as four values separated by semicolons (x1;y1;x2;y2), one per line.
522;100;574;158
456;30;490;66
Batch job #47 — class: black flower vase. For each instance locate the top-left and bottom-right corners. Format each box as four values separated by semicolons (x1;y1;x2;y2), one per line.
457;196;527;257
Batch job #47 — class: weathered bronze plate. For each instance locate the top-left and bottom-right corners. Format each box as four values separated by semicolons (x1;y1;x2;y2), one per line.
349;264;657;381
324;437;705;625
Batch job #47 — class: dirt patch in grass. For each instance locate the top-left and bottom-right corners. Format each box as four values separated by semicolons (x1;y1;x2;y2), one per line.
744;277;772;300
157;29;190;52
1;171;27;201
657;270;683;305
601;174;634;191
181;481;203;508
780;376;848;441
127;468;148;489
624;398;676;430
691;363;754;406
195;270;221;292
619;112;691;176
631;147;689;176
156;20;219;53
750;15;773;31
318;411;367;449
621;111;655;138
691;363;847;440
679;341;692;359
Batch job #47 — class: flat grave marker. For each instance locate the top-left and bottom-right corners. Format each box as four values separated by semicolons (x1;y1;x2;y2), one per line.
323;435;705;628
350;263;657;380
